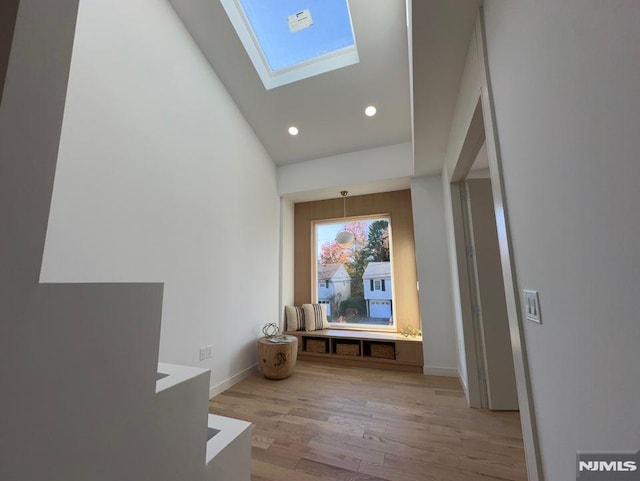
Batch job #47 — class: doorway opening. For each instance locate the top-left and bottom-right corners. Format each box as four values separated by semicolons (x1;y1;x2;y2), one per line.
460;144;519;410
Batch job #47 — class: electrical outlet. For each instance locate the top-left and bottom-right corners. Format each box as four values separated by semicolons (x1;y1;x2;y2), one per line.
199;347;206;361
523;290;541;324
205;345;212;359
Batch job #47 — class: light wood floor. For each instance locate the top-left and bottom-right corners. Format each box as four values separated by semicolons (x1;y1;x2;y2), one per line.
209;361;527;481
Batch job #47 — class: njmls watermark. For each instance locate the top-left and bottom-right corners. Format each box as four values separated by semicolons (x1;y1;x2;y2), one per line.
577;451;640;480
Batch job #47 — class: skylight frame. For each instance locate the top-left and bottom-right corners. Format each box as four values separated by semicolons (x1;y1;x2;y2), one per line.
220;0;360;90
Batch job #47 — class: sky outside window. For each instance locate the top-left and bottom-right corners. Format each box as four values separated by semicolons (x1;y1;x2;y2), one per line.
238;0;356;72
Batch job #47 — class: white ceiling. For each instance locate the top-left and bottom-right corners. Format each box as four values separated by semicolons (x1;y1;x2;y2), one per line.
169;0;411;166
168;0;481;173
411;0;483;176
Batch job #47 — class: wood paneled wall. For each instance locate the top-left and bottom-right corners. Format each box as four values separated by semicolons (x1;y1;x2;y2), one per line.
294;189;420;331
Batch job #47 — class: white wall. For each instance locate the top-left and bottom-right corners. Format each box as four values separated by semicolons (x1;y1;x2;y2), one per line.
410;175;458;376
0;2;189;479
483;1;640;479
277;142;413;201
279;197;295;330
444;31;482;177
40;0;280;393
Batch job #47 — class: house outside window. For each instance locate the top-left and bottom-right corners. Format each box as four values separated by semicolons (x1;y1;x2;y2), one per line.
363;262;393;320
314;215;394;329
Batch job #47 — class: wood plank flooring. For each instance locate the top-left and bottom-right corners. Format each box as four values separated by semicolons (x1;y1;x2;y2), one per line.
209;361;527;481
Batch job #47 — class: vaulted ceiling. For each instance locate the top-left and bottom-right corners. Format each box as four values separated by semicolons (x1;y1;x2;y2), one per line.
168;0;481;173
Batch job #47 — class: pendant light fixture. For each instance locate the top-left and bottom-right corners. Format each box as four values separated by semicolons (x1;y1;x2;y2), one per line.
335;191;355;248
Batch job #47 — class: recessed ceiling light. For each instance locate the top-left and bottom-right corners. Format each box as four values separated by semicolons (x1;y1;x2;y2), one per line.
288;126;299;136
364;105;377;117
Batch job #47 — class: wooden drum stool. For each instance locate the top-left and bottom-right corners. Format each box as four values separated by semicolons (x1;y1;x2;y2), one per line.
257;336;298;379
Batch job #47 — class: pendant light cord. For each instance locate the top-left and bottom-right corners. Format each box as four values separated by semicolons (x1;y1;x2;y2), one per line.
340;190;348;220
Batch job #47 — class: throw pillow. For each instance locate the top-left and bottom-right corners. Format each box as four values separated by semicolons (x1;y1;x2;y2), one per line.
284;305;305;332
302;303;329;331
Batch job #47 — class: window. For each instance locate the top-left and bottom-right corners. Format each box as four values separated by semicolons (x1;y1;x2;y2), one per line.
314;215;394;329
220;0;359;89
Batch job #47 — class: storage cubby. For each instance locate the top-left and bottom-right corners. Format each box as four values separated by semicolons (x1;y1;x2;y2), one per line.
363;341;396;360
303;336;329;354
286;329;423;372
334;339;361;356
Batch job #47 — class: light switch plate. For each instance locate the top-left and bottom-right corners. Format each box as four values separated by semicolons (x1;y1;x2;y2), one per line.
523;290;541;323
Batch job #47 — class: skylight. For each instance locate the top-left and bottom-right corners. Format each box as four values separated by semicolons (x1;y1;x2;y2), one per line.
220;0;359;89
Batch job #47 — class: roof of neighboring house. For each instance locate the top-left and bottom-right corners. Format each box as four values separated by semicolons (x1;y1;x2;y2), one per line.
363;262;391;279
317;263;351;281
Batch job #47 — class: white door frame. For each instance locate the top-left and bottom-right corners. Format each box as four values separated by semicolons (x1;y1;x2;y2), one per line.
446;9;544;481
448;100;485;411
460;180;490;409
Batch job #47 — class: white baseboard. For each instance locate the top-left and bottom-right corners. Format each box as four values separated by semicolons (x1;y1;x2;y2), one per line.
458;370;470;404
209;363;259;399
423;365;459;377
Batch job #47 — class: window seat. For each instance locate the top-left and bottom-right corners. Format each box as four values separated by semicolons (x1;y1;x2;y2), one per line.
284;329;423;372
